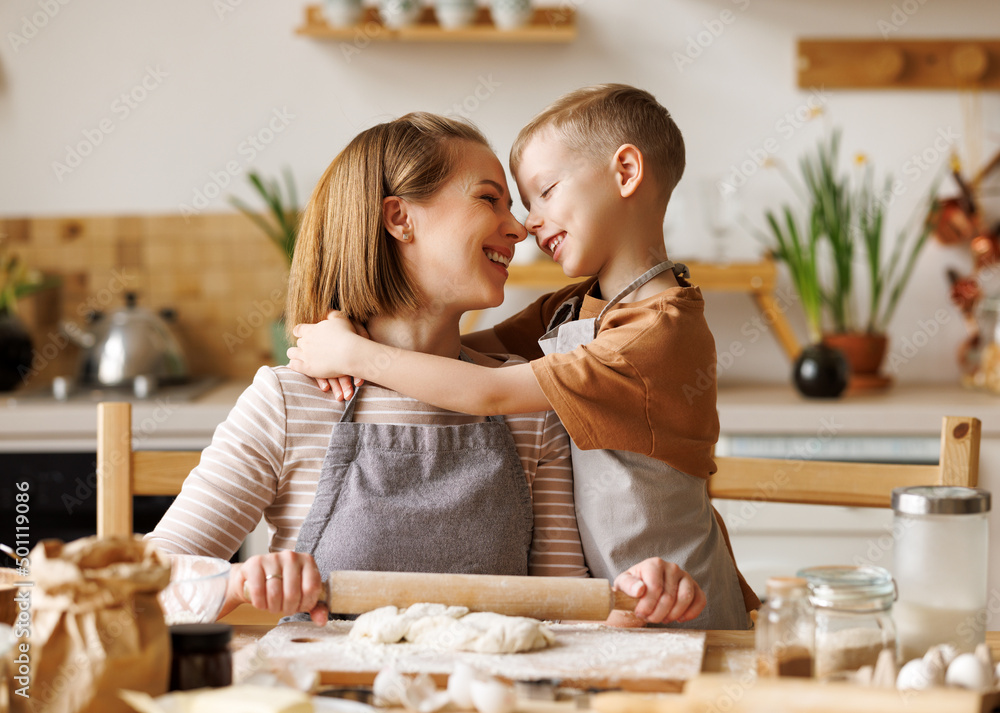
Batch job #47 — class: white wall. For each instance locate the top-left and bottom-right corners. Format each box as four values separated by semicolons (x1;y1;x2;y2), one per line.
2;0;999;385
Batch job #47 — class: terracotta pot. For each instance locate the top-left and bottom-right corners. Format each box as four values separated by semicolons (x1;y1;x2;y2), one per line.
822;332;888;375
822;332;892;393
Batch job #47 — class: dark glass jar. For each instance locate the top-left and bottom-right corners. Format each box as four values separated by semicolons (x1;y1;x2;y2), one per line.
169;623;233;691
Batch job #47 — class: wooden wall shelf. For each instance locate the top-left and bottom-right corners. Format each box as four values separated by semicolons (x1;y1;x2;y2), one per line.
798;38;1000;90
461;258;802;361
296;5;576;43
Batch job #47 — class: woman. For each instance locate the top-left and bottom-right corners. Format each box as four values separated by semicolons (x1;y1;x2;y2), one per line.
147;113;704;627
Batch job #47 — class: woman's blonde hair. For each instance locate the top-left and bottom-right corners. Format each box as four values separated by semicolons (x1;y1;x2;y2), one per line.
286;112;490;329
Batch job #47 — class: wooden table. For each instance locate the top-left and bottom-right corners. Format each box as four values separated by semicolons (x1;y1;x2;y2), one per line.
230;627;1000;711
231;626;1000;673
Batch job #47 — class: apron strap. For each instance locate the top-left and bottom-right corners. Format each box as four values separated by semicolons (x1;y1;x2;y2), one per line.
595;260;687;328
339;350;504;424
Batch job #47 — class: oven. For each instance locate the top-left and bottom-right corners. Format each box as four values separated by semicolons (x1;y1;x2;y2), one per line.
0;378;267;559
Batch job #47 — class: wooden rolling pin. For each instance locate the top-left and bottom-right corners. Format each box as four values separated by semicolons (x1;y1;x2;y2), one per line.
320;571;640;621
246;570;640;620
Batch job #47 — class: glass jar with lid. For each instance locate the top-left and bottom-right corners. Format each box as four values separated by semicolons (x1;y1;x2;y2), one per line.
796;565;896;679
968;294;1000;391
755;576;815;678
892;486;991;662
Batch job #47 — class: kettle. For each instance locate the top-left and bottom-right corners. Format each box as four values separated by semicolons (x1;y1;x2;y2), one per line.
63;292;189;388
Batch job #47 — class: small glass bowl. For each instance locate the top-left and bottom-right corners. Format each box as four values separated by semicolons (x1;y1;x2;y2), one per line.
159;556;231;625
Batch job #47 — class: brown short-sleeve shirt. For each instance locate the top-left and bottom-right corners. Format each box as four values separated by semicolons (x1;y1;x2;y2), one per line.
494;278;719;479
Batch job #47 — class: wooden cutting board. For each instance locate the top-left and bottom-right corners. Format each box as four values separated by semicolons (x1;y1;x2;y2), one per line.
242;621;707;692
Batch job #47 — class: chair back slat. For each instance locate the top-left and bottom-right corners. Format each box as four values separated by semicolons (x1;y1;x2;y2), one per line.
709;415;981;508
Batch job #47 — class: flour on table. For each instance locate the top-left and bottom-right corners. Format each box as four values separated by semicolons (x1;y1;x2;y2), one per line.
349;603;555;653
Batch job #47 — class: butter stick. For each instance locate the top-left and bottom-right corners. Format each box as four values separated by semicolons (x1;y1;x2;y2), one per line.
189;685;313;713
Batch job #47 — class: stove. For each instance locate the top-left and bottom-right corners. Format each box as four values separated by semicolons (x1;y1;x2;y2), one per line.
10;376;222;404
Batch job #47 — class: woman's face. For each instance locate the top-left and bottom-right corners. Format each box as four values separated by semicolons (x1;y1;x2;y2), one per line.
403;141;527;316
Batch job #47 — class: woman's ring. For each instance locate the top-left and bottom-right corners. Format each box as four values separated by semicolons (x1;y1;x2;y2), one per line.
265;573;283;582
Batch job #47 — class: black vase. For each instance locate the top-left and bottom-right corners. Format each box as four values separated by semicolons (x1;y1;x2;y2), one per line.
0;313;34;392
793;343;849;398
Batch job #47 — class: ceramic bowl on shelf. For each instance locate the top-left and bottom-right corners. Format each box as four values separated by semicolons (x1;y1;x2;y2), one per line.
434;0;477;29
377;0;422;28
323;0;363;27
159;555;231;625
490;0;532;29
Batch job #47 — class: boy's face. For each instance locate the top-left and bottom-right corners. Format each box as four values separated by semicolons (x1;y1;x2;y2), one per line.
514;130;619;279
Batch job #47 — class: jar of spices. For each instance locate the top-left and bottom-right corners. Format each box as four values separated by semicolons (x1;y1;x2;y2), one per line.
797;565;896;679
892;486;991;662
755;576;815;678
169;623;233;691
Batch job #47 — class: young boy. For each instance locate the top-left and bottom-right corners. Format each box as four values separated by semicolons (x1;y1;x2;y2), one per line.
289;85;759;628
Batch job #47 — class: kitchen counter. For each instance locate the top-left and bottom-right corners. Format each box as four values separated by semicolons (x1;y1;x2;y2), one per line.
0;379;251;452
3;380;1000;452
717;382;1000;436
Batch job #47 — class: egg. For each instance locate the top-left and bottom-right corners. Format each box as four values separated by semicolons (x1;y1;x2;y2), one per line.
897;658;940;690
373;667;409;707
922;646;948;682
373;668;449;712
403;673;450;713
946;653;992;690
470;676;516;713
447;662;478;709
925;643;958;668
975;642;994;671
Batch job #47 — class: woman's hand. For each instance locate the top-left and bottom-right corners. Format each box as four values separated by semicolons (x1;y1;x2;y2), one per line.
287;311;368;400
224;551;329;627
611;557;706;625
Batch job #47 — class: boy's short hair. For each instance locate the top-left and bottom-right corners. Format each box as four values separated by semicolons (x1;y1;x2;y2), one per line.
511;84;685;202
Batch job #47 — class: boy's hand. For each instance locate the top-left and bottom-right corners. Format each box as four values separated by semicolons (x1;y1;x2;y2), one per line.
612;557;706;625
287;311;367;400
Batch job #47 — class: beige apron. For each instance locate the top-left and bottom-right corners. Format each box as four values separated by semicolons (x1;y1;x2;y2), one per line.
538;261;748;629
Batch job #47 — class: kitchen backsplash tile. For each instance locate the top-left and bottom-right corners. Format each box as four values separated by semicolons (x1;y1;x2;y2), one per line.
1;213;288;385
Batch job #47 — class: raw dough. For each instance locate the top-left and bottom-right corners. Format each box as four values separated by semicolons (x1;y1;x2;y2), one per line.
350;603;555;654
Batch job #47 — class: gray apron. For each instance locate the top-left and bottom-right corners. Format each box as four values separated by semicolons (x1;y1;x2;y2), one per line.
295;352;534;585
538;261;748;629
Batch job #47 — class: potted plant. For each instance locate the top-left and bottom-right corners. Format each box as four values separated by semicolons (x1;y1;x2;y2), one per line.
0;245;60;391
229;169;301;365
763;130;940;396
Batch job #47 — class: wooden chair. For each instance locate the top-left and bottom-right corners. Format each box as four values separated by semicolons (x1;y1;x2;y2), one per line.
707;415;980;506
97;401;277;625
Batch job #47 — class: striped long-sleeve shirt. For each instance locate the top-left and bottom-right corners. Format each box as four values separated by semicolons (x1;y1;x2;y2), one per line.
146;360;589;578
